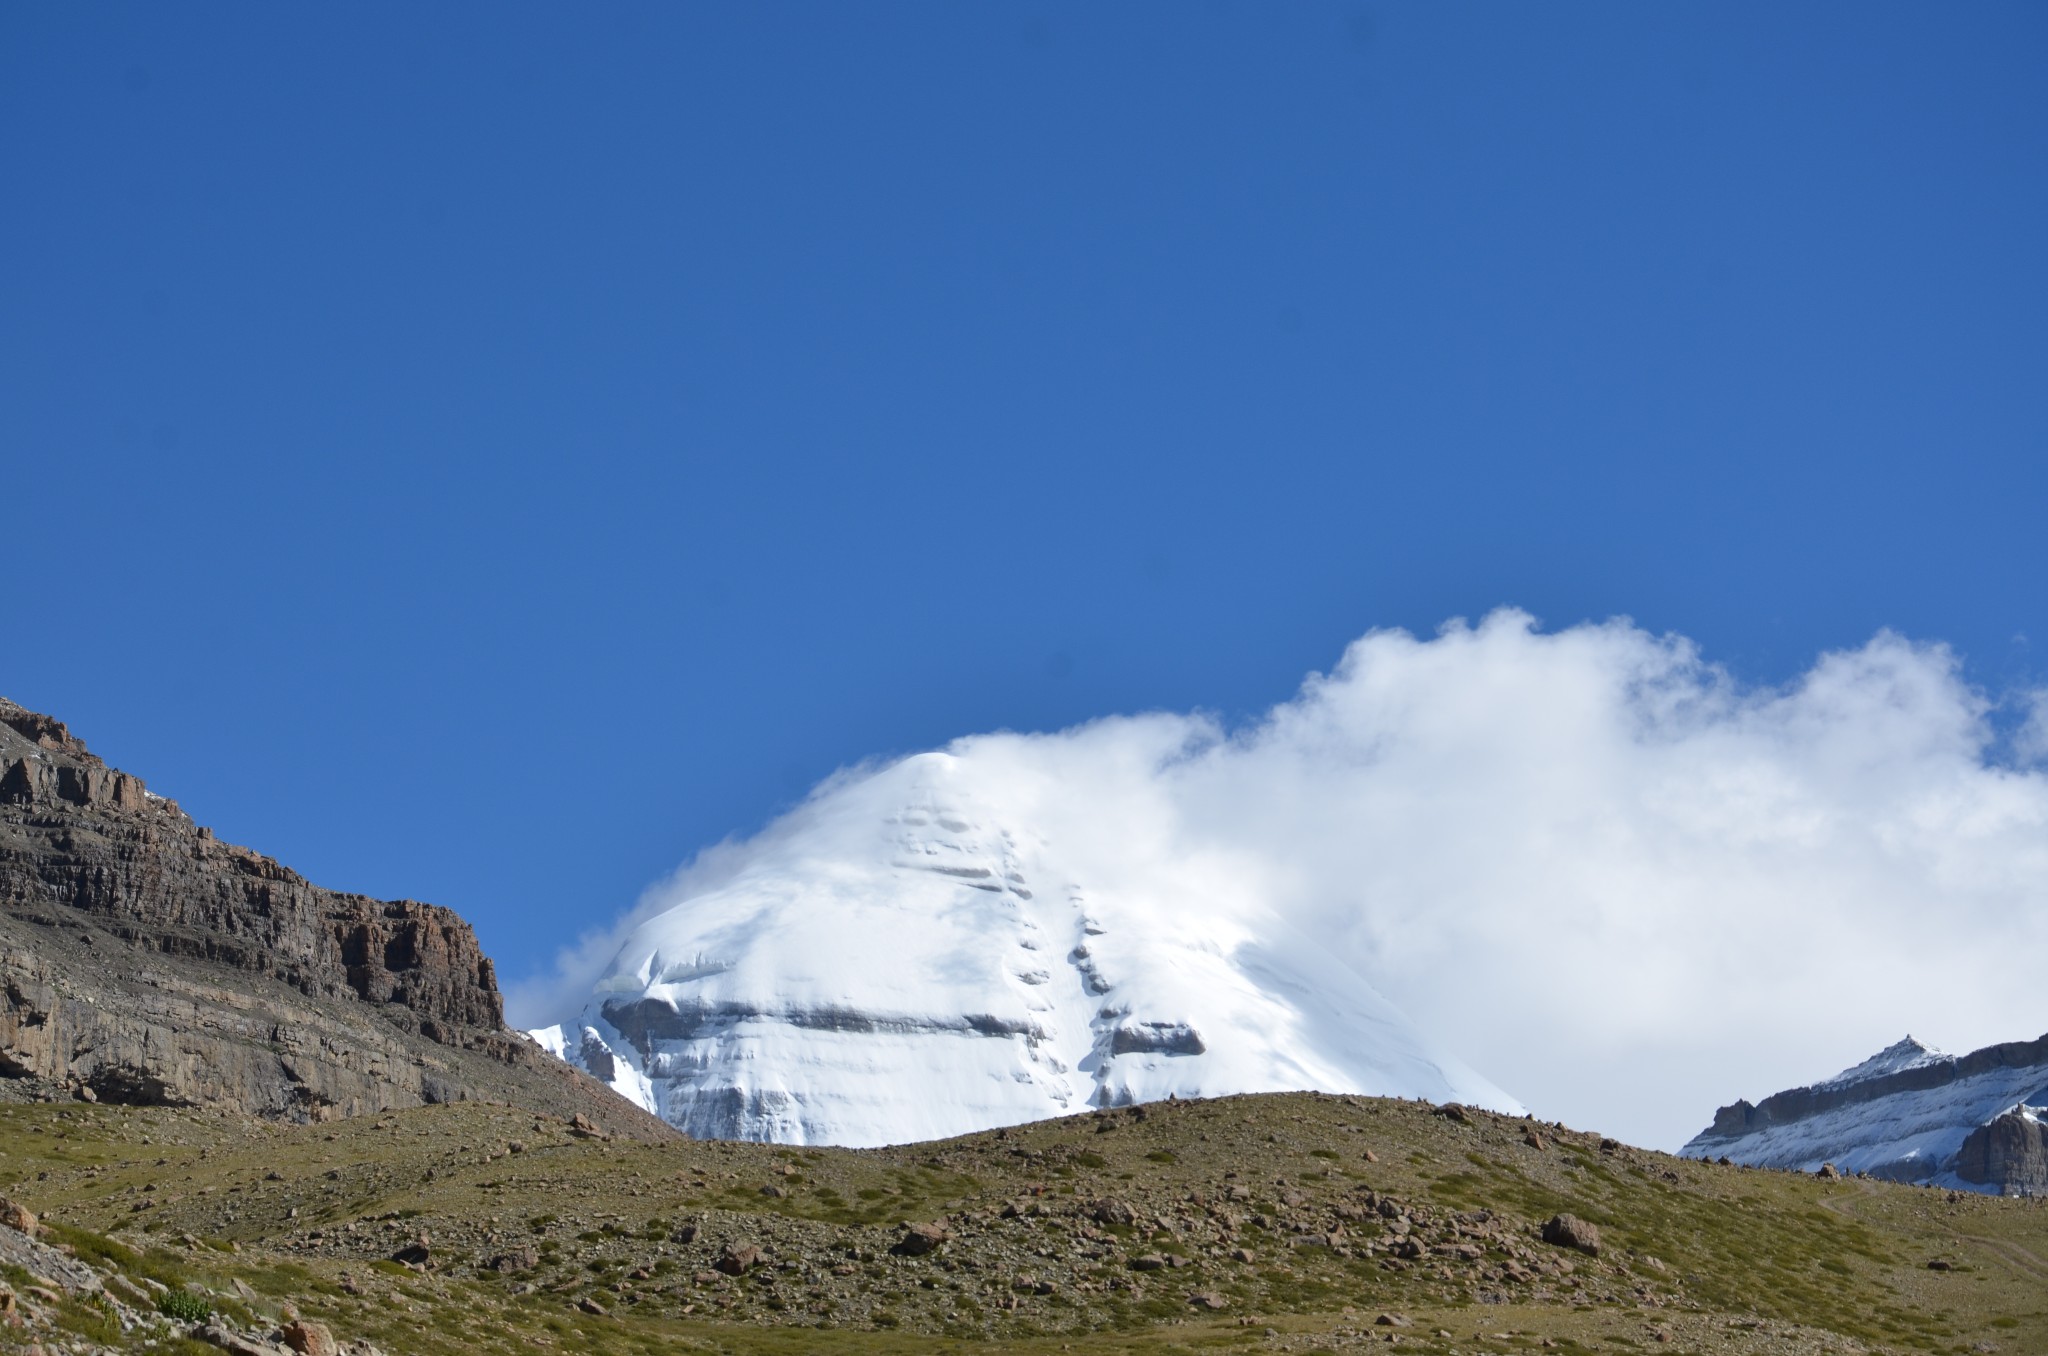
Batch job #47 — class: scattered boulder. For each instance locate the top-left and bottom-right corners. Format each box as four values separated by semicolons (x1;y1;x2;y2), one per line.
1188;1290;1230;1310
1816;1163;1841;1181
0;1199;36;1236
195;1324;293;1356
389;1238;431;1268
1432;1104;1474;1125
716;1244;764;1275
894;1221;950;1256
1541;1214;1602;1257
1375;1312;1412;1327
1128;1254;1167;1272
486;1247;539;1274
1090;1197;1139;1227
577;1296;608;1316
1523;1130;1547;1151
279;1319;339;1356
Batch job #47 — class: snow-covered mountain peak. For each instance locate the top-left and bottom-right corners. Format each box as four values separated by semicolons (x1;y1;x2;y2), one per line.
531;750;1520;1146
1684;1030;2048;1194
1817;1036;1950;1091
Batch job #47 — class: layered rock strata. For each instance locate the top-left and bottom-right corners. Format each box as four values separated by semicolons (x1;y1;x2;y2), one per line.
0;696;669;1136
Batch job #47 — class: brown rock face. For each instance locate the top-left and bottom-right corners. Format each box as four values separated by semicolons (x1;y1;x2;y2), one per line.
0;696;672;1136
280;1318;339;1356
1954;1107;2048;1193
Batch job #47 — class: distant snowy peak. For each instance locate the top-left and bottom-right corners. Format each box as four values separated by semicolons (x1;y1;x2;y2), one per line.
1684;1031;2048;1196
1816;1036;1951;1091
528;750;1520;1147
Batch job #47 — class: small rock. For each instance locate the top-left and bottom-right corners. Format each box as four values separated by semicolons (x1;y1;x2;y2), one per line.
279;1319;339;1356
1431;1104;1474;1125
1230;1247;1256;1264
577;1296;608;1316
1523;1130;1546;1151
1541;1214;1601;1257
1188;1290;1230;1310
1090;1197;1139;1227
1926;1258;1953;1272
194;1324;292;1356
1128;1254;1167;1272
1363;1149;1379;1163
1374;1312;1411;1327
1816;1163;1840;1181
0;1198;37;1236
759;1184;787;1199
486;1247;539;1273
715;1244;763;1275
893;1221;949;1256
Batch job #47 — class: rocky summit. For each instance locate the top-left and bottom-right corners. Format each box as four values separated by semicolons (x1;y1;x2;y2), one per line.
0;696;668;1137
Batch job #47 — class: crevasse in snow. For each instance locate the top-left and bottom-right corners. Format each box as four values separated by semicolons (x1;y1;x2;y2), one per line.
528;750;1520;1146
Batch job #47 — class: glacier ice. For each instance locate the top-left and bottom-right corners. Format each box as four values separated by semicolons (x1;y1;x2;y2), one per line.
528;750;1520;1146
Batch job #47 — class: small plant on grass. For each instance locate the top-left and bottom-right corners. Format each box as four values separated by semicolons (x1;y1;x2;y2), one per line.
157;1288;213;1322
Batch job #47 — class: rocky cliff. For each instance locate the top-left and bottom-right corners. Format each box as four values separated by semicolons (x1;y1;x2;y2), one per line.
0;696;671;1136
1954;1105;2048;1194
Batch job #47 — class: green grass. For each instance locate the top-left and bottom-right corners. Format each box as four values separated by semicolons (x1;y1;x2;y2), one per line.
0;1093;2042;1355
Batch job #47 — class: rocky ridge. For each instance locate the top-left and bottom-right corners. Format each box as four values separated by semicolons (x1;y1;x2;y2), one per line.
1683;1033;2048;1195
0;695;669;1136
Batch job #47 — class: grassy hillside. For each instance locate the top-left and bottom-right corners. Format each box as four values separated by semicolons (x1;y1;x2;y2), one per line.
1;1091;2042;1354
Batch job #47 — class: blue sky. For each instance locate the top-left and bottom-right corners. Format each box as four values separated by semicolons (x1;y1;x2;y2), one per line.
3;4;2044;994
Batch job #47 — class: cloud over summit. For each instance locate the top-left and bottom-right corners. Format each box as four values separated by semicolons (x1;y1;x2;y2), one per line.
515;611;2048;1149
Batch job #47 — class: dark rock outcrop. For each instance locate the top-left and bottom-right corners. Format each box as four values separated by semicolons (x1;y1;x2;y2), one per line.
0;695;672;1136
1954;1107;2048;1194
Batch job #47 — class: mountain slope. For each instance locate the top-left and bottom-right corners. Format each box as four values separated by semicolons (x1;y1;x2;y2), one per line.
531;751;1518;1146
1682;1032;2048;1193
10;1089;2048;1355
0;695;669;1137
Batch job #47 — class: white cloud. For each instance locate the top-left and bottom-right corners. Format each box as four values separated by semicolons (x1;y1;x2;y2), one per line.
510;610;2048;1151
